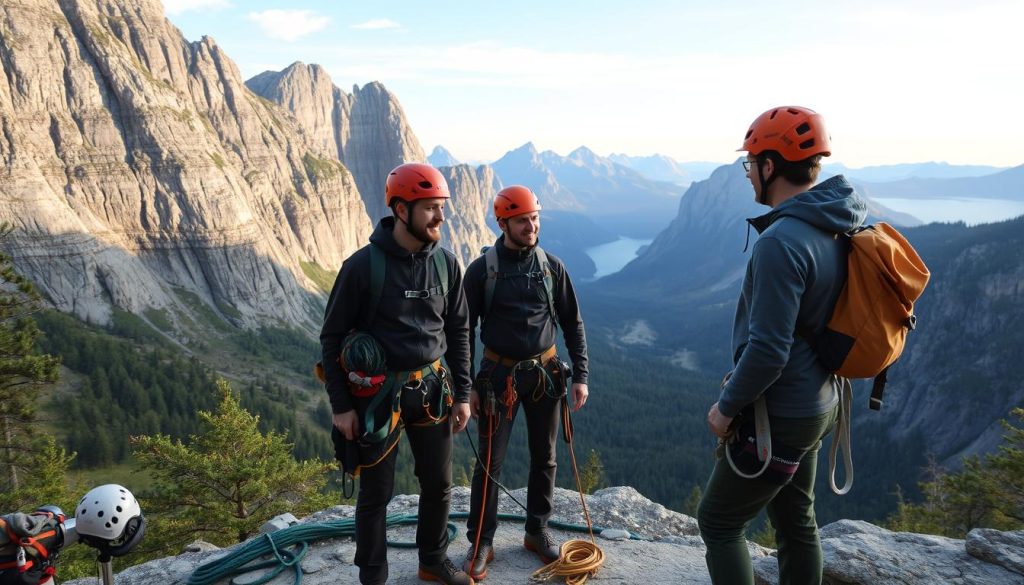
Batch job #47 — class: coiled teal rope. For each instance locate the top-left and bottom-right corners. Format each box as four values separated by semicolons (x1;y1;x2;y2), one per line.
187;512;646;585
341;332;386;375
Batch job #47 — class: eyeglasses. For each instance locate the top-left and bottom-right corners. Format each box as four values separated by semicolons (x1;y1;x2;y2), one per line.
742;160;756;172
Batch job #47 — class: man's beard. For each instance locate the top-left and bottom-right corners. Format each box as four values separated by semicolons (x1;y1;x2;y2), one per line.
409;217;442;244
506;229;537;249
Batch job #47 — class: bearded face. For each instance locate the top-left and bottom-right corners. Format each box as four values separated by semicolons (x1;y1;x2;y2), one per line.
500;212;540;249
403;198;446;244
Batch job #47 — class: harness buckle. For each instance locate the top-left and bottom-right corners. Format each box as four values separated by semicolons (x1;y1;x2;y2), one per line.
404;289;431;299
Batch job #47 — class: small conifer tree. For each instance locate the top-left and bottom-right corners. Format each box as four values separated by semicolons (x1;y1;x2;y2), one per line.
132;379;337;552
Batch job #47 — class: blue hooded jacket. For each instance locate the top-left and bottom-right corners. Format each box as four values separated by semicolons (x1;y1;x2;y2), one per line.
718;175;868;418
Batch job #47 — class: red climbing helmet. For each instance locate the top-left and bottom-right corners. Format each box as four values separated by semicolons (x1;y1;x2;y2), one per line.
739;106;832;161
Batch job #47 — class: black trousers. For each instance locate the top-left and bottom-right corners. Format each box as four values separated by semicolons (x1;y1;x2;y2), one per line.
354;376;453;585
466;357;562;546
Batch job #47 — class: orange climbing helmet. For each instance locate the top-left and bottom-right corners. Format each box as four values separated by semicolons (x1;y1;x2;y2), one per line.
739;106;832;161
385;163;450;206
493;185;541;220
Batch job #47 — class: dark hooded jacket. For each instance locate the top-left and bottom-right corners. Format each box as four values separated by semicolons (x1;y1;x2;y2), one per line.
719;175;868;418
320;217;472;414
464;235;588;384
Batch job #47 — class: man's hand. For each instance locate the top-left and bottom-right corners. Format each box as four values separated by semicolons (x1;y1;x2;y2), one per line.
469;390;480;419
451;402;471;433
571;382;589;412
707;401;734;440
333;410;359;441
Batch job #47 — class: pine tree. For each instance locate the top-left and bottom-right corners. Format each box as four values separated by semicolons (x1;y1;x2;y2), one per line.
132;379;337;553
886;408;1024;536
682;485;702;517
0;223;66;511
987;408;1024;525
578;449;607;494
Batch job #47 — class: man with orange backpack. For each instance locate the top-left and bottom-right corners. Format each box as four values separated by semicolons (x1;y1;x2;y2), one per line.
321;163;475;585
461;185;589;580
697;107;868;585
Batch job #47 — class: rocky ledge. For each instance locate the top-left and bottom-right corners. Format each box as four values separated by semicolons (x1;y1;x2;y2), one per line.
66;486;1024;585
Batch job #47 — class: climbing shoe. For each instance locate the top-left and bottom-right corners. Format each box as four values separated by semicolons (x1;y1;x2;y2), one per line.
418;557;476;585
463;543;494;580
523;528;560;563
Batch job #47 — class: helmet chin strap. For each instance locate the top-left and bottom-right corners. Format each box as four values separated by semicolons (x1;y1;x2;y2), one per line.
755;157;777;206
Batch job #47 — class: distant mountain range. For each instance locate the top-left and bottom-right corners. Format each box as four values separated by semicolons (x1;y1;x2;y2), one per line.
608;154;722;185
825;161;1008;182
490;143;687;238
856;165;1024;201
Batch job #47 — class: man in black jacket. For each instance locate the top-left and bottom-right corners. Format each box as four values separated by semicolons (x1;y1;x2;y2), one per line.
321;163;475;585
462;185;589;580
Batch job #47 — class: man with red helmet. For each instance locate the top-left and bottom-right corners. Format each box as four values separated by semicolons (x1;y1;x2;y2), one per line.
321;163;475;585
460;185;589;580
696;107;867;585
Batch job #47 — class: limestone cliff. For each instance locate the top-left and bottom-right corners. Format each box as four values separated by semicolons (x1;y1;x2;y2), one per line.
246;63;426;224
437;163;500;266
0;0;371;329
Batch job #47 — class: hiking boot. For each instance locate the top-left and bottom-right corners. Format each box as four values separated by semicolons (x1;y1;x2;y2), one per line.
463;543;495;580
523;528;560;563
418;557;476;585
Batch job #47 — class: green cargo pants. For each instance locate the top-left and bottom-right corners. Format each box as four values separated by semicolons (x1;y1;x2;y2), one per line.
697;405;838;585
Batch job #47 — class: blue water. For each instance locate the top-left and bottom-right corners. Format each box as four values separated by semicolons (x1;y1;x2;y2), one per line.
874;197;1024;226
584;237;653;280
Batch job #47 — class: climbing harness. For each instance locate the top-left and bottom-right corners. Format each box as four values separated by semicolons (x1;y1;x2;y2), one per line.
724;376;855;494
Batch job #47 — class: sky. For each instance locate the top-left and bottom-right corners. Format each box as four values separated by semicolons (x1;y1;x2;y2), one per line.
164;0;1024;169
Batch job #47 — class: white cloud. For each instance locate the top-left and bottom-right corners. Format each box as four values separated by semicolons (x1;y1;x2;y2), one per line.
247;10;330;42
163;0;232;16
350;19;401;30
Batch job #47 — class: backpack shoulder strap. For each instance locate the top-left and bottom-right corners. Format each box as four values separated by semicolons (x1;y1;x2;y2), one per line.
432;251;449;298
483;246;498;319
533;247;558;324
366;243;386;327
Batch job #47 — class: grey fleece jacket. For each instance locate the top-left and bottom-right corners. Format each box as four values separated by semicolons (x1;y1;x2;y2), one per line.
718;175;868;418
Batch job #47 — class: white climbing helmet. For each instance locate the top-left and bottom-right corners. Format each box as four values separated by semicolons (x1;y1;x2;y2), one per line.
75;484;143;545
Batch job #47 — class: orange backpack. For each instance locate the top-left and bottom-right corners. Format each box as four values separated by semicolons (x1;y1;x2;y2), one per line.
807;222;930;409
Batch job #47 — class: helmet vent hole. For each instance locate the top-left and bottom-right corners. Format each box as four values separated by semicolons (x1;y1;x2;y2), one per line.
799;138;816;150
509;204;519;210
98;511;104;518
418;181;433;189
795;122;811;135
105;522;111;528
769;109;779;120
744;130;753;139
116;506;123;512
787;108;802;115
112;517;120;524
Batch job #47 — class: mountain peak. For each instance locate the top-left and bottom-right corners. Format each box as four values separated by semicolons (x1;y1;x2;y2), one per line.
428;145;460;167
514;141;538;154
568;145;598;160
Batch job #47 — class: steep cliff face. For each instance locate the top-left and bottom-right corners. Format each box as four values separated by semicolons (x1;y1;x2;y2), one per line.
881;217;1024;461
437;164;500;266
0;0;370;329
246;63;426;223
